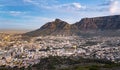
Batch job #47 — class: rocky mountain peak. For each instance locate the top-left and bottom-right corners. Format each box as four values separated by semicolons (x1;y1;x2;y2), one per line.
54;18;62;23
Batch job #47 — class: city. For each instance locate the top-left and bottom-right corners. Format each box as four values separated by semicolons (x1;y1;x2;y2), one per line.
1;33;120;68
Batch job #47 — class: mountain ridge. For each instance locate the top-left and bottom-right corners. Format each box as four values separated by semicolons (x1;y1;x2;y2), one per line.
24;15;120;37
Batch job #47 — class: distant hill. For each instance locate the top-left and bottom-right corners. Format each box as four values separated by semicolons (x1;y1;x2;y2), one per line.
24;15;120;37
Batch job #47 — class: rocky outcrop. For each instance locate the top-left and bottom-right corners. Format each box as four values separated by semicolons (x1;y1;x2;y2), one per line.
75;15;120;30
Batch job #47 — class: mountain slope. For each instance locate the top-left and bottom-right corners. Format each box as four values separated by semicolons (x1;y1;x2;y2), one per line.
24;19;72;36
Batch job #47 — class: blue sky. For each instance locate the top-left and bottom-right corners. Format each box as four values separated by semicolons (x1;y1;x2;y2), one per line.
0;0;120;30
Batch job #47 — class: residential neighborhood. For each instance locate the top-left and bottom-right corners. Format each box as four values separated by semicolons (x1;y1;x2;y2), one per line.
0;33;120;68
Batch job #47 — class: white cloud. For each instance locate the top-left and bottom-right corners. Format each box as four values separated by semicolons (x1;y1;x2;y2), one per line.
23;0;86;12
73;3;82;9
110;0;120;14
23;0;39;6
9;11;26;16
24;0;32;3
42;2;86;12
61;3;86;10
23;0;58;7
0;11;26;16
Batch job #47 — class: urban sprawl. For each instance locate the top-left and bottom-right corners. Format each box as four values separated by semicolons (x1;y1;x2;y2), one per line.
0;33;120;68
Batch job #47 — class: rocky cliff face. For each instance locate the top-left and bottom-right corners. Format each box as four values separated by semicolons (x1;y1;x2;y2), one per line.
75;15;120;30
24;15;120;36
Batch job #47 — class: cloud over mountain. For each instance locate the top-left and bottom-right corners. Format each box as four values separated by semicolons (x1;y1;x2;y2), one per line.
109;0;120;14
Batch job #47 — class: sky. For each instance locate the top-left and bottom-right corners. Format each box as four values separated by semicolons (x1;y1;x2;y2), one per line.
0;0;120;30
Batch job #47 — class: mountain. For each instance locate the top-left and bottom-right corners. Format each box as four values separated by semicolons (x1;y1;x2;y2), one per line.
24;15;120;37
24;19;72;36
75;15;120;30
